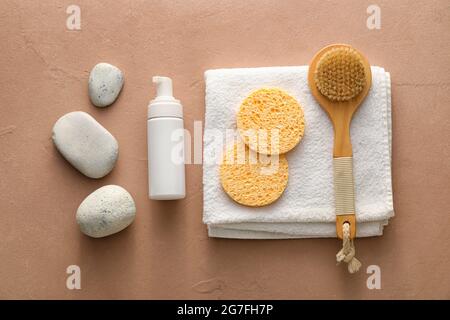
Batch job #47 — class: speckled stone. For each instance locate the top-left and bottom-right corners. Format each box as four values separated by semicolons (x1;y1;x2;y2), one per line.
76;185;136;238
88;63;124;107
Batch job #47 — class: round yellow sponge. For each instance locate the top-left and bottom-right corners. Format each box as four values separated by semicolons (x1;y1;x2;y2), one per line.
314;47;367;102
237;88;305;155
219;142;289;207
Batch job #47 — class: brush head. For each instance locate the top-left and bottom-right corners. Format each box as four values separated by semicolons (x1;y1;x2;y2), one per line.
314;47;366;102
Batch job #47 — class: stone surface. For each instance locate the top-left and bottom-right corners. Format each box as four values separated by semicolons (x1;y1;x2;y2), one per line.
76;185;136;238
88;63;124;107
52;111;119;178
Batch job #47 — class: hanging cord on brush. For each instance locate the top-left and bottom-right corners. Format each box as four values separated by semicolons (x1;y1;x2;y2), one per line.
336;222;361;274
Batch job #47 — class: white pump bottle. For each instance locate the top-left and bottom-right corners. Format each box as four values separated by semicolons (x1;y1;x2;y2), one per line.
147;76;186;200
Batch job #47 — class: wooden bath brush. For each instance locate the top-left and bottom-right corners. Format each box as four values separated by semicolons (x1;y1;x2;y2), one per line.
308;44;372;273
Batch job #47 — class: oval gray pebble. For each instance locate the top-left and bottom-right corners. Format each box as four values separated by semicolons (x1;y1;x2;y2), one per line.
76;185;136;238
88;62;124;107
52;111;119;178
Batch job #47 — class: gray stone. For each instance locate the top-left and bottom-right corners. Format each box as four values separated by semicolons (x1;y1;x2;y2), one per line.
52;111;118;178
88;63;124;107
76;185;136;238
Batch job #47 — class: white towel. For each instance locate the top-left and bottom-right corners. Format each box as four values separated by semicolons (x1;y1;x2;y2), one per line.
203;66;393;239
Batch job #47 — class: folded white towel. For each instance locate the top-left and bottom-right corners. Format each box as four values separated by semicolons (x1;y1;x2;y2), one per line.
203;66;393;239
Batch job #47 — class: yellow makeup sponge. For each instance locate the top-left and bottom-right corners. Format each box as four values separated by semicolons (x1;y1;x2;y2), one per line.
219;142;289;207
314;47;367;102
237;88;305;155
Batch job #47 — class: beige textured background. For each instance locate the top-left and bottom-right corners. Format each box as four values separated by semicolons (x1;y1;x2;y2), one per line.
0;0;449;299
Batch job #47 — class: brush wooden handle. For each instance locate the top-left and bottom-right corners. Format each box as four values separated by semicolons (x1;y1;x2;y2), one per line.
312;85;358;239
333;157;356;239
332;106;356;239
330;104;353;157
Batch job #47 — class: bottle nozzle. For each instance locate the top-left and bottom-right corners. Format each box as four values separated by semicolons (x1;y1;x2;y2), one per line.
149;76;182;119
153;76;173;99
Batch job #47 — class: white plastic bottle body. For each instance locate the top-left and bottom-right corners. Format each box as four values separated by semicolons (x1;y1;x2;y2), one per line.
147;117;186;200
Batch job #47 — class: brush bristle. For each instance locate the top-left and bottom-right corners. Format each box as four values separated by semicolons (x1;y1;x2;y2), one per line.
314;47;366;102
